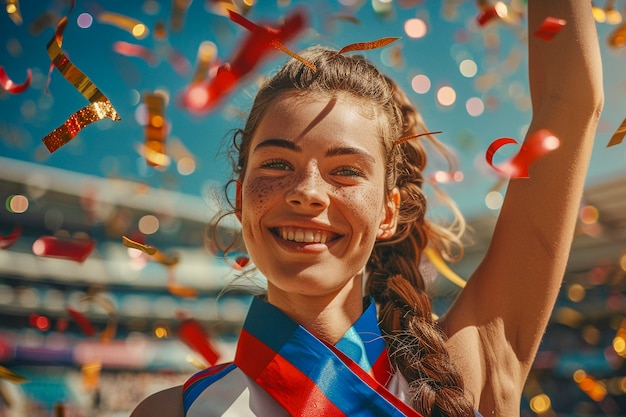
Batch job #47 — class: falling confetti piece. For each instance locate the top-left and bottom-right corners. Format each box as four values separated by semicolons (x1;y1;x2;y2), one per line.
608;21;626;48
533;16;567;41
335;37;399;55
607;116;626;147
112;41;159;66
485;129;560;178
393;130;442;146
0;366;27;384
180;9;307;113
476;2;508;27
0;66;31;93
270;39;316;71
423;247;466;288
41;0;121;153
0;225;21;249
32;235;96;262
67;307;97;336
170;0;192;32
121;235;157;255
143;92;168;167
121;235;180;266
177;318;220;366
5;0;22;25
96;11;149;40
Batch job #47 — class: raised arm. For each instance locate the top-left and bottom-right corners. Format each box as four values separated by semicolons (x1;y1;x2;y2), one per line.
444;0;604;383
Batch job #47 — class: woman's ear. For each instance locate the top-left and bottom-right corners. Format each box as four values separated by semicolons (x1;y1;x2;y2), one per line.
235;179;242;222
377;187;400;240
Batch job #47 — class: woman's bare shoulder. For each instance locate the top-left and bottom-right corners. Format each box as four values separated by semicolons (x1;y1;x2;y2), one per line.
130;385;184;417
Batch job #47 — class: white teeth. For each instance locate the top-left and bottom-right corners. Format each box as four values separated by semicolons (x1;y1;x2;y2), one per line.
277;227;334;244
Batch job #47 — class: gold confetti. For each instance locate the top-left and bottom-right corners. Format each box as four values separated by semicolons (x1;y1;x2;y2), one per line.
423;246;466;288
0;365;27;384
5;0;22;25
393;131;442;146
96;11;149;40
607;116;626;147
335;37;399;55
271;40;317;72
42;1;121;153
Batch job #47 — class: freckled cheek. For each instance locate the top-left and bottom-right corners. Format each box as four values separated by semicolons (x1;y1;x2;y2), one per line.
339;188;384;231
242;177;290;214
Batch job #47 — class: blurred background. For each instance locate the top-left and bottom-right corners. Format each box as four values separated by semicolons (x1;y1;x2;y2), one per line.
1;0;625;416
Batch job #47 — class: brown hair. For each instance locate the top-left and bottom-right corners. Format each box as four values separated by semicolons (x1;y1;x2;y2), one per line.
225;46;472;416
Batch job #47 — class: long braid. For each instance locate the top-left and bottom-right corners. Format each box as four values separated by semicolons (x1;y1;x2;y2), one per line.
366;79;473;417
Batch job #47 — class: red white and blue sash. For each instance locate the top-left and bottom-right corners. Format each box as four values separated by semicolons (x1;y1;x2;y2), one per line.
184;296;424;417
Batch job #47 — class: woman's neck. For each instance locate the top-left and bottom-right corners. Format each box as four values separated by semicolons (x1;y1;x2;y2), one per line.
266;277;364;344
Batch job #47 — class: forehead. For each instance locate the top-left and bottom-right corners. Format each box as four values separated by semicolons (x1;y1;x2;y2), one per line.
252;91;385;153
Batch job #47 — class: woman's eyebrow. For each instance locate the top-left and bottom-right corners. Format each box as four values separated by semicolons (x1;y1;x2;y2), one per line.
325;146;376;164
253;138;376;164
253;138;301;152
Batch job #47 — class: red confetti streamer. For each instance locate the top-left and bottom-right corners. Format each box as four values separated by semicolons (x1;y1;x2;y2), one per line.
533;16;567;41
0;66;31;94
177;318;220;366
67;307;97;337
335;37;399;55
112;41;159;66
32;236;95;263
0;225;21;249
485;129;560;178
476;2;508;27
180;9;307;113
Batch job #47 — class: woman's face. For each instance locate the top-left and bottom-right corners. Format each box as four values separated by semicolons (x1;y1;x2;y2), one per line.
237;91;399;302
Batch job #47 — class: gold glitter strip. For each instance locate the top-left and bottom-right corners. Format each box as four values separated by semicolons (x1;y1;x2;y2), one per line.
271;40;317;72
42;101;121;152
607;116;626;147
42;0;121;153
336;37;399;56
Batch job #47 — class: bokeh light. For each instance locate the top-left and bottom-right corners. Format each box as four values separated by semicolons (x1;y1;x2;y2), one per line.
138;214;160;235
436;85;456;106
77;13;93;28
411;74;431;94
459;59;477;77
465;97;484;117
404;18;427;39
485;190;503;210
6;194;29;213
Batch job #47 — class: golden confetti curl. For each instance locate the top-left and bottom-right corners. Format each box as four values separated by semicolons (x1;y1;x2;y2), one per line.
41;0;121;153
5;0;22;25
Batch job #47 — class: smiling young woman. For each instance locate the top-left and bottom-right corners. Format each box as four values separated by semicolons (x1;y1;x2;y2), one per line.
131;1;603;416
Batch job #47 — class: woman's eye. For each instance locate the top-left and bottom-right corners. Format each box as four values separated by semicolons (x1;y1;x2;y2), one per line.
333;167;364;177
260;159;292;170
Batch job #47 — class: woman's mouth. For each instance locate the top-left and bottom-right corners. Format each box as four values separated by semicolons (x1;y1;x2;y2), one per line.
272;226;339;244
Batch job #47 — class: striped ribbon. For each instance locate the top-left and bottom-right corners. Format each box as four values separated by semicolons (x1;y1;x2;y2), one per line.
234;297;424;417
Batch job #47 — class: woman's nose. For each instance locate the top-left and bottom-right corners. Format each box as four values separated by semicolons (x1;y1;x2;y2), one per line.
286;169;330;210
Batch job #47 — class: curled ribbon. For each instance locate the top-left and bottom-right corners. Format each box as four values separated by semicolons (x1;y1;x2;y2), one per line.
423;247;466;288
0;66;31;93
485;128;560;178
41;0;121;153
